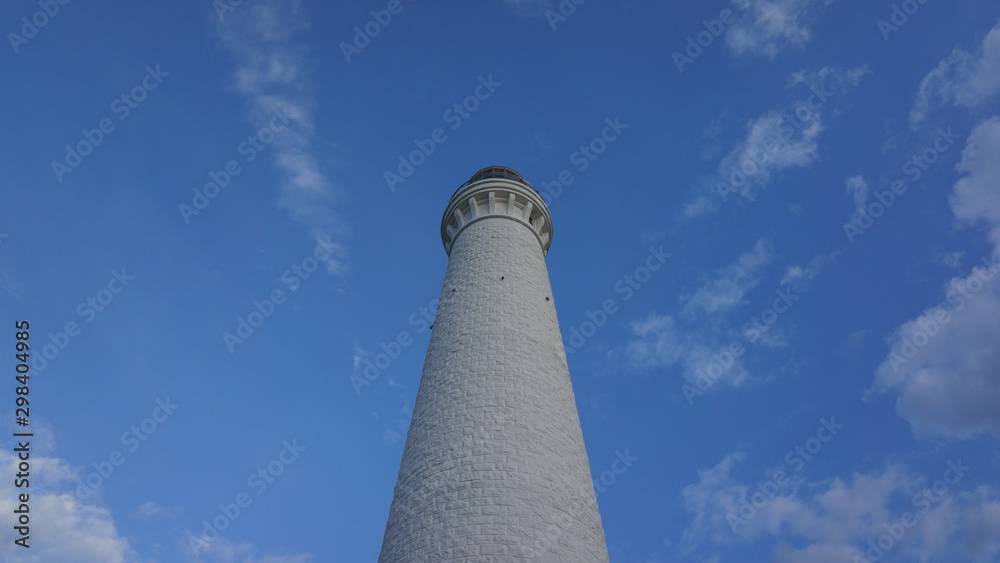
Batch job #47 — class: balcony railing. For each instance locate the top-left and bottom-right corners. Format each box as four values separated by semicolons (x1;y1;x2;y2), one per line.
452;166;541;197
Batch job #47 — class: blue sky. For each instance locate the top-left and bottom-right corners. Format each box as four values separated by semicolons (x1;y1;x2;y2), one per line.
2;0;1000;561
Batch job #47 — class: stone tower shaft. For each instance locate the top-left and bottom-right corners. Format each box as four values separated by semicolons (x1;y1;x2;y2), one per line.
378;166;609;562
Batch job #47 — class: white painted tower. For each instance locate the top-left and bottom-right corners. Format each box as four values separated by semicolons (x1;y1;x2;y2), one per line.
378;166;609;562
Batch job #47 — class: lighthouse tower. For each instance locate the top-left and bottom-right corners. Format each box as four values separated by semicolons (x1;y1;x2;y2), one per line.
378;166;609;561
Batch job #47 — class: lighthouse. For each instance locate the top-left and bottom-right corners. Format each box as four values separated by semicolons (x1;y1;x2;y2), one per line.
378;166;609;561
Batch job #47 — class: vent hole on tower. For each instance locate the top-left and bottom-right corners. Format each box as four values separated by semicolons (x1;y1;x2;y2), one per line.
546;297;550;301
501;276;504;280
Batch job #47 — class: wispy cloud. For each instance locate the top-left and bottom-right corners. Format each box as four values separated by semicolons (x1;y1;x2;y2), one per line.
216;0;347;273
621;312;753;391
725;0;835;59
683;66;866;217
133;500;171;519
679;453;1000;562
621;241;835;392
844;174;869;218
381;401;412;446
951;116;1000;248
838;328;870;356
727;67;864;201
681;238;774;316
779;250;838;293
716;108;822;201
679;450;752;551
700;112;728;162
785;64;869;94
188;536;314;562
622;314;685;371
910;19;1000;127
621;240;775;390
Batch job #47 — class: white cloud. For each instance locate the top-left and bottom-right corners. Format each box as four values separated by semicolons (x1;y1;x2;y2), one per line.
679;453;1000;562
622;312;752;390
838;328;870;356
0;450;134;562
868;118;1000;439
725;0;834;59
217;0;347;273
681;195;717;220
0;432;309;563
189;536;313;563
716;109;822;201
682;239;774;316
951;117;1000;247
679;451;754;551
844;174;869;218
622;240;802;390
934;250;966;270
621;242;836;394
532;128;553;152
382;426;403;446
867;265;1000;438
961;487;1000;561
622;314;684;370
911;20;1000;126
700;113;728;162
683;66;866;213
133;500;170;519
785;64;870;94
779;251;838;293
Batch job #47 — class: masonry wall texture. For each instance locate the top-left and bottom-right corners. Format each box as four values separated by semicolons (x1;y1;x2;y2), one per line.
378;178;609;562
